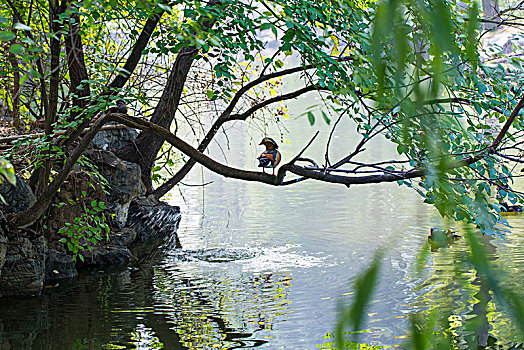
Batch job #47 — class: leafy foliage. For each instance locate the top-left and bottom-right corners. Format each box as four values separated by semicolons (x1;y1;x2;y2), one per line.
57;198;110;262
1;0;522;237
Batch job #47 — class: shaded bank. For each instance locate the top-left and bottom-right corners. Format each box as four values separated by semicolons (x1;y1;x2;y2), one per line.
0;129;182;297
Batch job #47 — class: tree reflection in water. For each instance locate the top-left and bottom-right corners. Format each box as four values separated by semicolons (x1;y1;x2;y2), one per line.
0;239;293;349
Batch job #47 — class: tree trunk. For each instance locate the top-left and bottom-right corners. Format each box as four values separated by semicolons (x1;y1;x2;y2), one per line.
115;0;220;193
8;31;20;129
30;0;63;197
65;13;91;121
115;46;199;193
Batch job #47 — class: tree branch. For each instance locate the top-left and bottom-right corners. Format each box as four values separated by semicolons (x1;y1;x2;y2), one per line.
228;85;327;121
153;84;325;198
10;114;111;228
106;8;164;92
223;56;353;117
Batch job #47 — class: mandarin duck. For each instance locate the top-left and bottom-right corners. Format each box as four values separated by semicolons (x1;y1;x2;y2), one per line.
258;137;281;175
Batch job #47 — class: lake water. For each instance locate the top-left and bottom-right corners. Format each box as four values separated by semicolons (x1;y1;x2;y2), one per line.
1;86;524;349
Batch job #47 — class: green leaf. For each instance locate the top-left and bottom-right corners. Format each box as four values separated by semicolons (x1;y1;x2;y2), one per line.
260;22;273;31
0;159;16;185
336;252;382;347
397;144;409;155
322;111;330;125
9;44;25;55
307;111;315;126
0;31;15;41
157;3;172;13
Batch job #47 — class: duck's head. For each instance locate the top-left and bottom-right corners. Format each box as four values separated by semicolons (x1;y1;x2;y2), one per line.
259;137;279;150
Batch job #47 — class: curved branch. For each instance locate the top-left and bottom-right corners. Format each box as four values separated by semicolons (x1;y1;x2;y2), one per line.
13;91;523;228
153;85;324;198
228;85;328;121
108;115;482;189
111;114;278;185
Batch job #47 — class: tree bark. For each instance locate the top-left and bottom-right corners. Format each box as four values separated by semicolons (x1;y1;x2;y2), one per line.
115;0;220;194
65;12;91;121
60;7;164;148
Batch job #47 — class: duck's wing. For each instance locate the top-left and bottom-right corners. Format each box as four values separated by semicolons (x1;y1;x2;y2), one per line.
273;151;281;167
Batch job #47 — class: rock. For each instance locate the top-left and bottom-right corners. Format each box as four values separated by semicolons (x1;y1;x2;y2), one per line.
0;236;46;297
91;121;139;152
127;200;181;246
110;227;137;247
85;150;145;228
44;249;78;283
77;245;131;267
0;175;36;214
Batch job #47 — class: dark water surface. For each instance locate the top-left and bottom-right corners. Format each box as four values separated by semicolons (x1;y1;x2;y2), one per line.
2;95;524;349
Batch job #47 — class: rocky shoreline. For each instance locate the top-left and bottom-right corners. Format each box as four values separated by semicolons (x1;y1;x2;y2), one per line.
0;128;181;297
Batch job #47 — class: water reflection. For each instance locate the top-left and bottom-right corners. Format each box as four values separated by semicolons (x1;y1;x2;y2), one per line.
3;95;524;348
0;239;298;349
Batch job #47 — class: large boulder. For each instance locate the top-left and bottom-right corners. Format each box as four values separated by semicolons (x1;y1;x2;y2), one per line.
91;121;139;153
76;245;131;267
0;236;46;297
0;175;36;214
86;150;145;228
44;248;78;283
127;197;181;246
